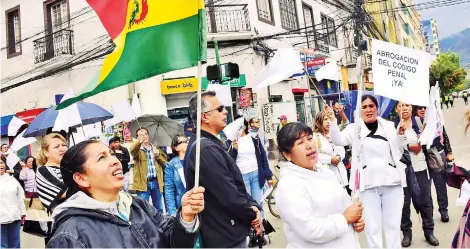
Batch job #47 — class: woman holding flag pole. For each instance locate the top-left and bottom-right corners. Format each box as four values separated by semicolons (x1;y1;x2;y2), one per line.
329;95;407;249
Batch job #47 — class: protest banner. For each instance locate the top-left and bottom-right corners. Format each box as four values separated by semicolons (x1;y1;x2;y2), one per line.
372;39;431;106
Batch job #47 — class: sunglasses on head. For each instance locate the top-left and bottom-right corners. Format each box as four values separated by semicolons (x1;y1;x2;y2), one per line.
204;105;225;113
177;139;188;145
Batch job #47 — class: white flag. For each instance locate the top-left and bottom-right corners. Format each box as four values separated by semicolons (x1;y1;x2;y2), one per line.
6;152;20;169
315;62;340;82
10;129;36;151
207;84;232;107
255;46;303;88
420;86;444;148
131;93;142;118
106;100;136;127
54;89;82;131
223;117;245;141
8;116;26;136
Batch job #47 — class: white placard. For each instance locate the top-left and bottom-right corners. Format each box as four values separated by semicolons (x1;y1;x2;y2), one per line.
372;39;431;106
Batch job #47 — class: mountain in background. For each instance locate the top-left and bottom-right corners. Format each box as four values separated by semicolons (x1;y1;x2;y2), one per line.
440;28;470;69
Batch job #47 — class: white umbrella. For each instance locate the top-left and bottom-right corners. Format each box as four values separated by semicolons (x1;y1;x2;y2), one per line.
129;115;183;147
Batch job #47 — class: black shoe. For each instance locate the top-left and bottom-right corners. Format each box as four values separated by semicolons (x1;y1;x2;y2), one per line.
261;235;268;246
248;231;257;248
425;234;439;246
402;234;412;248
441;212;450;223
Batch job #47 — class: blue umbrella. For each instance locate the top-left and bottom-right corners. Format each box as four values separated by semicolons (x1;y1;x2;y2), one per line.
24;102;113;137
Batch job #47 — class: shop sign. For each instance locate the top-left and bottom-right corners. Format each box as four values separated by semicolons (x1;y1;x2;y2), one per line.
16;108;46;123
306;58;326;75
161;77;198;95
202;74;246;90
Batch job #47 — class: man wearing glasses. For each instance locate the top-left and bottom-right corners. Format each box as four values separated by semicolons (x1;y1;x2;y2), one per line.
185;91;262;248
415;105;453;223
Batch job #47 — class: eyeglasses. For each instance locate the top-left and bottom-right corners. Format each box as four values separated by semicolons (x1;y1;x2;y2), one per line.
204;105;225;113
417;106;427;110
251;121;260;124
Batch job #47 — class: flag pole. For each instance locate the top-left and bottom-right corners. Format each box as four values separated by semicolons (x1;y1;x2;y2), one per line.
194;61;203;187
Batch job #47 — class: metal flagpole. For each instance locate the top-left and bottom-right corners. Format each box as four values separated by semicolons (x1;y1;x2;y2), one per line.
194;60;203;187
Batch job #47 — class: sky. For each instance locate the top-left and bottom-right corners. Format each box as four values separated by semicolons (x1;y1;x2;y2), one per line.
415;0;470;38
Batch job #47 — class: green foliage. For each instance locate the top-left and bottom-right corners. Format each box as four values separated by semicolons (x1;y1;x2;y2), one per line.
430;52;468;94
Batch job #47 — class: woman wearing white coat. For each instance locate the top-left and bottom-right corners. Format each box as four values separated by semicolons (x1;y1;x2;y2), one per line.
329;95;407;249
275;122;365;248
313;110;349;191
0;160;26;248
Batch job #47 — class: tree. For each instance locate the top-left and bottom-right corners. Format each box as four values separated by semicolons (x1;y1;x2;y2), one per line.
430;52;467;94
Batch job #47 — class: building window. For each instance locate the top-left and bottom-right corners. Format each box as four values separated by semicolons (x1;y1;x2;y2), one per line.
5;5;21;58
321;14;337;47
257;0;275;25
302;3;315;48
279;0;299;30
45;0;69;33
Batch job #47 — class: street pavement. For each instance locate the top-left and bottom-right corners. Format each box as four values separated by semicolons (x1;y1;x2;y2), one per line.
20;99;469;248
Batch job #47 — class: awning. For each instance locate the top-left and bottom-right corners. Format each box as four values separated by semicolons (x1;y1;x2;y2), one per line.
16;108;46;123
1;114;15;136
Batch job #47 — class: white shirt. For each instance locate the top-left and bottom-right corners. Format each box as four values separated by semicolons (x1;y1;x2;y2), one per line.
361;125;401;189
236;135;258;174
0;174;26;224
276;161;360;248
329;117;407;191
404;128;428;172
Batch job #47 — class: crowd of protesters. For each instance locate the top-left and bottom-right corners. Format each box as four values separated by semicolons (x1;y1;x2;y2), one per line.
1;89;469;249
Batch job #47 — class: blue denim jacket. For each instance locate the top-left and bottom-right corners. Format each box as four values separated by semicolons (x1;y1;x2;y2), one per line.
164;157;186;216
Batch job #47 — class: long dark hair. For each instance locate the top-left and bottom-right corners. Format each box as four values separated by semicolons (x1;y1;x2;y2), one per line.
60;140;100;199
24;156;38;172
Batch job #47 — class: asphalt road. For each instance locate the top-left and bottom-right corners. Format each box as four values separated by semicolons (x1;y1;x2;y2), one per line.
20;98;469;248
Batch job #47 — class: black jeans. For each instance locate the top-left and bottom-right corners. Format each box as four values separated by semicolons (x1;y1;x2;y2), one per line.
464;97;468;105
431;169;449;214
401;170;434;236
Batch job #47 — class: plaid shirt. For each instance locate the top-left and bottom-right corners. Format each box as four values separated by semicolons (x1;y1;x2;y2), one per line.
142;146;156;179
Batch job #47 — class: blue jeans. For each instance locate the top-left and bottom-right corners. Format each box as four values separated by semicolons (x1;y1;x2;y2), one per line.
137;179;163;213
1;220;21;248
242;170;263;218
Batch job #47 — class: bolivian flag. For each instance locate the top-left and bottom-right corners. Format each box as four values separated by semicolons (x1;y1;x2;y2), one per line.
58;0;207;109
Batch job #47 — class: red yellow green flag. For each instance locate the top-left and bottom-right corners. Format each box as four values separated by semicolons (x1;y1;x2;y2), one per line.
58;0;206;109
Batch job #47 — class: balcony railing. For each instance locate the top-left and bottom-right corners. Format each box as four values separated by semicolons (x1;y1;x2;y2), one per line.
33;29;74;64
314;32;330;54
206;4;251;33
